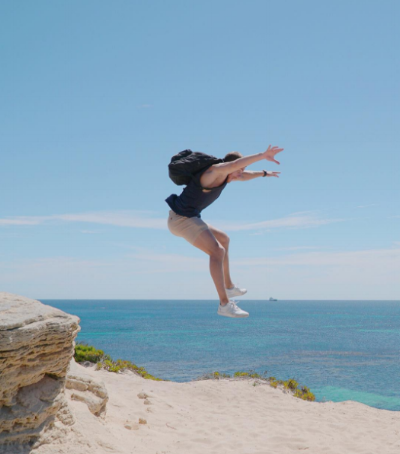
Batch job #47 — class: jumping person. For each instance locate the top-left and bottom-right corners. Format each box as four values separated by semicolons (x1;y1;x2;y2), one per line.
165;145;283;318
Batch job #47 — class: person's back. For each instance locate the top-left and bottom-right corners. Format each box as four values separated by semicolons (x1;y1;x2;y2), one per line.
165;164;229;218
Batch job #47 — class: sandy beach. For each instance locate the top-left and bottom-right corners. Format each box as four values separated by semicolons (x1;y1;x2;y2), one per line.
32;361;400;454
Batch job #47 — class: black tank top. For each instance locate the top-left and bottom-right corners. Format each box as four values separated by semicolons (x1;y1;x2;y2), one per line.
165;165;228;218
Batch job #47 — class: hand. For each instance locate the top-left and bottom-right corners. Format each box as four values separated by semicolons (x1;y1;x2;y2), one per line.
263;145;284;165
266;171;280;178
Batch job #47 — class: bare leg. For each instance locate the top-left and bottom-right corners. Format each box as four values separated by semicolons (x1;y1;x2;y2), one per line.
207;224;235;289
192;229;230;305
222;243;235;289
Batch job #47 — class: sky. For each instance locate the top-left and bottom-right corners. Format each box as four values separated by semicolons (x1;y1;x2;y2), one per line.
1;0;399;300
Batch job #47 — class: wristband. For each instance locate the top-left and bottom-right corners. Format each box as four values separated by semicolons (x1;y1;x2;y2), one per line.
263;170;267;177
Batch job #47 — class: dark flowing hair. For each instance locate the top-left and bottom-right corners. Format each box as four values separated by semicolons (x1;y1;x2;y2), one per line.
223;151;243;162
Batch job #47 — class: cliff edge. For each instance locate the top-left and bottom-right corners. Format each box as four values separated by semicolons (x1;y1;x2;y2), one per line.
0;292;80;453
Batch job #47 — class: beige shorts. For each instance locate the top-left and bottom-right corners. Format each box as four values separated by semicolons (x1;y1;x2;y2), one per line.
167;210;210;245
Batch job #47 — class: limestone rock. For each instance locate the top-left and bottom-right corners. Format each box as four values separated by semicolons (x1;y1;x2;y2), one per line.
0;292;80;452
66;359;108;416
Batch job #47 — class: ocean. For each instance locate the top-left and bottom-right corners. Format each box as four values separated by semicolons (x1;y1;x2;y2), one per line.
42;299;400;411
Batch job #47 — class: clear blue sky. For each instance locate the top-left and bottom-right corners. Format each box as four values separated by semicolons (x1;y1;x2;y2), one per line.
1;0;399;299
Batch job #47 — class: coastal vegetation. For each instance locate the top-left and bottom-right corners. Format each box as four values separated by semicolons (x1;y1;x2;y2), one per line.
199;370;316;402
74;343;315;401
74;342;163;381
74;343;105;363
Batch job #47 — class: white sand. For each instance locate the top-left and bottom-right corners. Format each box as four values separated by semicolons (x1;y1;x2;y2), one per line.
33;363;400;454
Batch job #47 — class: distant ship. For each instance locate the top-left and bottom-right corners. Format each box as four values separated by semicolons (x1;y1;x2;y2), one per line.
269;297;278;301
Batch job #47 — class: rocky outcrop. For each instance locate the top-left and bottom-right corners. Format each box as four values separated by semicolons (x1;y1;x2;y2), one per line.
0;292;80;453
66;359;108;416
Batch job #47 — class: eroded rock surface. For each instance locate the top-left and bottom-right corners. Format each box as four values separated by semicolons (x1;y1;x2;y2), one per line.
0;292;80;453
66;359;108;416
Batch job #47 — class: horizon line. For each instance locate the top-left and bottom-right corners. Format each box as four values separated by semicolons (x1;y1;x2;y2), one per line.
37;298;400;302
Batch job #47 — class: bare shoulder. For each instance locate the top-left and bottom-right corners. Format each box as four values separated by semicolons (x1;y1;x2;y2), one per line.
199;165;228;188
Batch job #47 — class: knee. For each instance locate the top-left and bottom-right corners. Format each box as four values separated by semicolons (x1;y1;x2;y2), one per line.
220;234;230;249
210;244;226;260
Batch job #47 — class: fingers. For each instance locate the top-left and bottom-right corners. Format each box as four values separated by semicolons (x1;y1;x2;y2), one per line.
265;145;283;165
266;171;280;178
265;145;284;154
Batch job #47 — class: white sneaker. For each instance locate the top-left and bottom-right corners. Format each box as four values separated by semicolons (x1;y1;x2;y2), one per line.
217;300;249;318
226;285;247;298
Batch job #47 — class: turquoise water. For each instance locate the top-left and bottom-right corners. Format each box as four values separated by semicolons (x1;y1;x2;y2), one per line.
42;299;400;411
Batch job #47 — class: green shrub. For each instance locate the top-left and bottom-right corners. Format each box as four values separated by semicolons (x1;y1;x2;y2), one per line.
74;342;162;381
234;370;262;379
287;379;299;390
283;378;298;390
74;343;104;363
293;388;316;401
198;368;316;402
302;391;316;401
234;371;249;377
294;389;303;398
198;371;231;380
95;357;163;380
249;372;262;379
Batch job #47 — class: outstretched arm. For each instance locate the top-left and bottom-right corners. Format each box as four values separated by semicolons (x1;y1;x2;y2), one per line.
213;145;284;175
234;170;281;182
